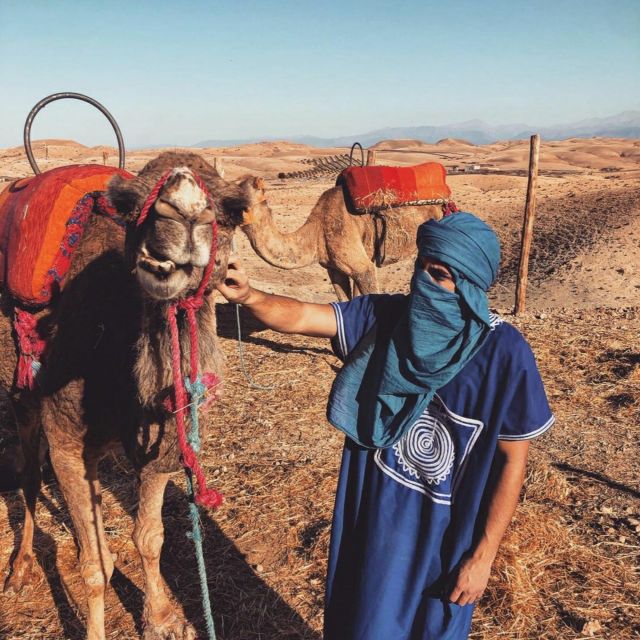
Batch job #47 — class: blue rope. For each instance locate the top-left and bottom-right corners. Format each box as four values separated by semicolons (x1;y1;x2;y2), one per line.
184;376;207;452
183;375;217;640
31;359;41;377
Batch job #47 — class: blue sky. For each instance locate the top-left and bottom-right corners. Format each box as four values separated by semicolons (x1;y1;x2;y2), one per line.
1;0;638;147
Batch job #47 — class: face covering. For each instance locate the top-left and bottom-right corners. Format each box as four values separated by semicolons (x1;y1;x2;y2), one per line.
326;212;501;449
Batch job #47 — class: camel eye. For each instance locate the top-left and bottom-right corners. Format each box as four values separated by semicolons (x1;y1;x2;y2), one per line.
154;199;183;221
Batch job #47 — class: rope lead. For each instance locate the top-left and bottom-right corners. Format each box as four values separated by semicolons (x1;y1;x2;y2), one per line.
185;472;217;640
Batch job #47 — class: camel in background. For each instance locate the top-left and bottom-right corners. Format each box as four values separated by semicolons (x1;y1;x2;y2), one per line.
1;152;249;640
238;177;443;301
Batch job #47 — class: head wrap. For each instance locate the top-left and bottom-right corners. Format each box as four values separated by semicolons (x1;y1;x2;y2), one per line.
327;212;501;449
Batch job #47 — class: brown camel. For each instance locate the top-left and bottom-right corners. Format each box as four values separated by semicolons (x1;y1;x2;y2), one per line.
238;178;444;301
1;152;249;640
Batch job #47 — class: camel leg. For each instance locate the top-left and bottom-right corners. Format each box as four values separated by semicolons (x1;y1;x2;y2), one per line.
327;267;352;302
4;398;41;594
351;266;379;297
133;472;196;640
49;447;113;640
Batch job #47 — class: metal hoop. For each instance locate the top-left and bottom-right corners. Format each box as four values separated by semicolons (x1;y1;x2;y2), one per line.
349;142;364;167
23;92;126;175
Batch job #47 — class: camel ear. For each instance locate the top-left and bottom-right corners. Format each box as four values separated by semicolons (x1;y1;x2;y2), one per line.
106;174;143;221
241;208;256;225
219;182;253;227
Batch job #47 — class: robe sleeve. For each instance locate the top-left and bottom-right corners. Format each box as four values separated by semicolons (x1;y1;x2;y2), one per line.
330;295;377;360
498;331;555;440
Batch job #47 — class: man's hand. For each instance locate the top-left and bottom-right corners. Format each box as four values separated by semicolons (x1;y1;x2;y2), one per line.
216;256;337;337
217;256;253;305
448;551;493;606
448;439;530;607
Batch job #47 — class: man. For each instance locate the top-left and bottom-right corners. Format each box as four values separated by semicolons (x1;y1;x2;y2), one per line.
217;212;553;639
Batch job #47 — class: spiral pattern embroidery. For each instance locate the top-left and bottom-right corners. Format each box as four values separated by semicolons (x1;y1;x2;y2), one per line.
395;414;455;485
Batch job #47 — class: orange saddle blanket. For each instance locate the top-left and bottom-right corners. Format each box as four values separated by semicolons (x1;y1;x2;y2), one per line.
0;164;133;307
337;162;452;213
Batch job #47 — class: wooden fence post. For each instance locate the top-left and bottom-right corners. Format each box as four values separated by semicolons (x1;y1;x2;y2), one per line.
366;149;377;166
514;134;541;314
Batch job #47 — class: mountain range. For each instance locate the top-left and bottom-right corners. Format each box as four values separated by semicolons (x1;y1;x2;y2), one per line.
193;111;640;148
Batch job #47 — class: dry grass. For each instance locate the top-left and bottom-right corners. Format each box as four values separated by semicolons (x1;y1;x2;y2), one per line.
472;460;640;638
1;140;639;638
355;187;447;212
1;304;638;639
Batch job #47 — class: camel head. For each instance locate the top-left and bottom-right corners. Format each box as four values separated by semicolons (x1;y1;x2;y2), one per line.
107;152;249;301
235;176;269;227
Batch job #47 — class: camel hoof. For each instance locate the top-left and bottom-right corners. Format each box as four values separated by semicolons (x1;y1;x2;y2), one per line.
3;555;36;594
142;613;197;640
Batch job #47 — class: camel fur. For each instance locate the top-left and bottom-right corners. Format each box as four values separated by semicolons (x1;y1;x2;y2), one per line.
0;152;250;640
238;177;444;301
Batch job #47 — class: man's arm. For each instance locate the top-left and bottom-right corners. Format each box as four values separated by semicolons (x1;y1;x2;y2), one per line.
448;439;530;606
216;257;337;338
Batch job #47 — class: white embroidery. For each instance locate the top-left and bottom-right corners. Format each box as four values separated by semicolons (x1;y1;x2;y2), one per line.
374;395;484;505
498;414;555;441
331;303;348;358
394;413;455;485
489;312;504;330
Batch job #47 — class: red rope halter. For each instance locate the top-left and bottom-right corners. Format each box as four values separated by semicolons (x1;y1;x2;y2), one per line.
137;169;223;509
442;200;459;217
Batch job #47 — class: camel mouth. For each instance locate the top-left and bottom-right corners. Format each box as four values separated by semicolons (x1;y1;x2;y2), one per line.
138;247;177;278
135;247;193;300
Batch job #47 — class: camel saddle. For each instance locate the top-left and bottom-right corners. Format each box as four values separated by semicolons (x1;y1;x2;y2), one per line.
337;161;452;214
0;164;133;307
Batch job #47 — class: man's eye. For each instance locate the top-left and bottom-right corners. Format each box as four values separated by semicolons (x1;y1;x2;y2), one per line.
428;268;448;281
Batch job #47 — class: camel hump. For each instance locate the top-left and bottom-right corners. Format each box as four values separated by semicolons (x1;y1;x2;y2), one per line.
336;162;452;214
0;164;133;306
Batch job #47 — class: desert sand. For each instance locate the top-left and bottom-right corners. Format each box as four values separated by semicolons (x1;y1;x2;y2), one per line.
0;138;638;639
2;136;639;312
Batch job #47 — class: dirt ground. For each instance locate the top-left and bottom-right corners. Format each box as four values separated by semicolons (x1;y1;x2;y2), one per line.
0;139;638;639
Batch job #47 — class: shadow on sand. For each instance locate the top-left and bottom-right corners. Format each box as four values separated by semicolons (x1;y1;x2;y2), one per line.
553;462;640;500
2;467;321;640
216;302;333;357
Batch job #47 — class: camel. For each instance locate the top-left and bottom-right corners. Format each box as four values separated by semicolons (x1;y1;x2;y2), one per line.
1;152;249;640
237;177;444;301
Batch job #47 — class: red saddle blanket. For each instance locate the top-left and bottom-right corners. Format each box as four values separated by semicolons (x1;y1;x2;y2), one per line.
0;164;133;307
337;162;452;213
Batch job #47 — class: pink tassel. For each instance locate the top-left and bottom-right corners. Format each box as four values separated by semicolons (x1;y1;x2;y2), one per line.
13;309;46;390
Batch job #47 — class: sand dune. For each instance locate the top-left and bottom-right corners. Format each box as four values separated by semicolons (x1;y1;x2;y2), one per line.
3;136;639;181
435;137;476;147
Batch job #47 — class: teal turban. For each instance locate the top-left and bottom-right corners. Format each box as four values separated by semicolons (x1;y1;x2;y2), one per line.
327;212;501;449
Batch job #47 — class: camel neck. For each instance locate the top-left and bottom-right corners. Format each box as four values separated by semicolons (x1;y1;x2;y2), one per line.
241;202;320;269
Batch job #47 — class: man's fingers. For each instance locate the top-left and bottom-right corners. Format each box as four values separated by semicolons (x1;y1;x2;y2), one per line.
226;255;243;271
222;256;249;291
449;583;480;606
449;586;463;603
222;273;241;288
456;590;483;607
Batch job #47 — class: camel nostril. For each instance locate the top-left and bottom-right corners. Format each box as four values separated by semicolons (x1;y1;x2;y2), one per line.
158;261;176;275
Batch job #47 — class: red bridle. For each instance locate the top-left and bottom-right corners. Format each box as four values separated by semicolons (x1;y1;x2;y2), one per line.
137;169;223;509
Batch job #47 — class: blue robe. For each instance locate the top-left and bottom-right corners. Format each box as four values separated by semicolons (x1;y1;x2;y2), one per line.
324;295;554;640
